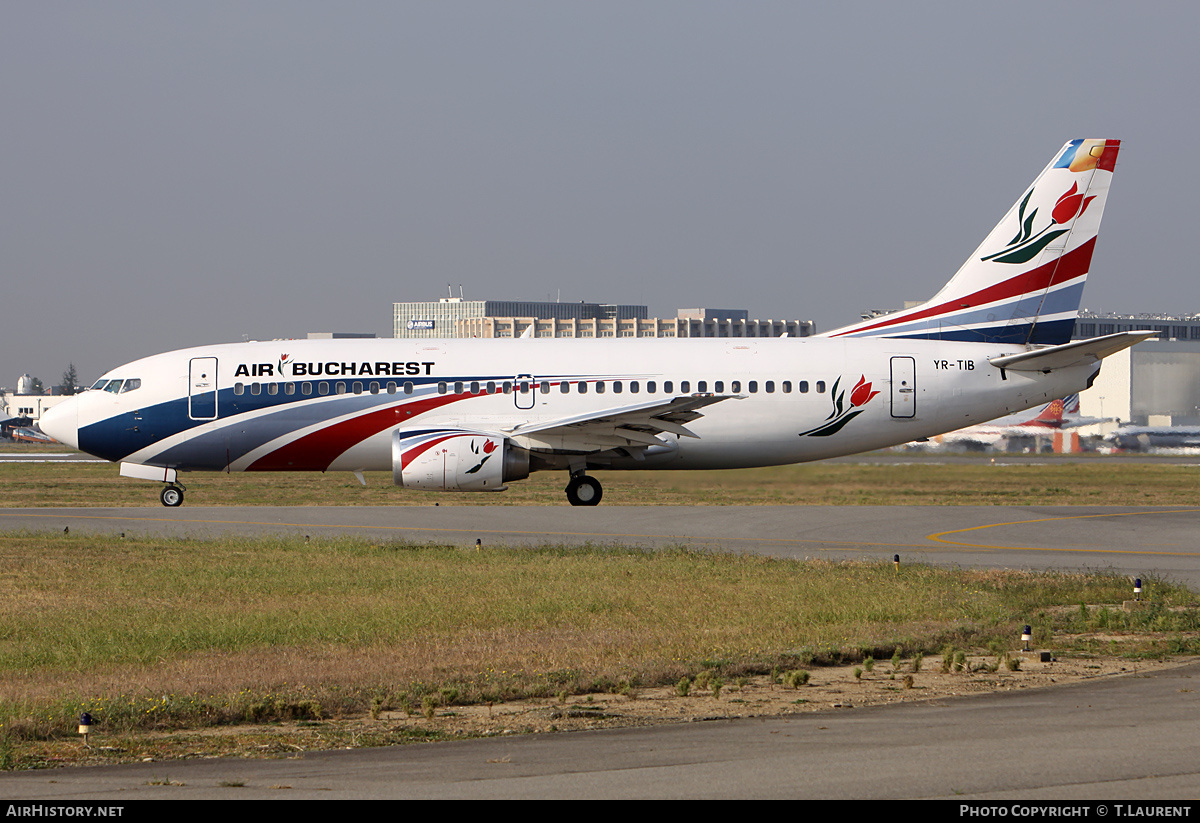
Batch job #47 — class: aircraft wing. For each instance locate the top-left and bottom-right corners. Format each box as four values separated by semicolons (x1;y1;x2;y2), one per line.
988;331;1157;373
506;395;736;453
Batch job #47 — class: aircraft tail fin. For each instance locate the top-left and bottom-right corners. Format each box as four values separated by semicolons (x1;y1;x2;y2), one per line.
823;139;1121;345
1027;396;1069;428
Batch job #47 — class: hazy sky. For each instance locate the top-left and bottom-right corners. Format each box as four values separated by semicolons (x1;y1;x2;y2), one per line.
3;2;1195;386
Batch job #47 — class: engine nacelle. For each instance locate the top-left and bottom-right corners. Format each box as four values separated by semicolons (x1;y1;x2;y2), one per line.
391;428;529;492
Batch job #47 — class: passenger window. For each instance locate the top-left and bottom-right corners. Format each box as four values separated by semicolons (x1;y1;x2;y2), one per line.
369;382;379;395
454;381;464;394
302;382;313;395
403;382;414;395
596;382;605;394
578;381;587;394
319;382;330;395
438;382;448;394
630;381;639;393
782;381;792;393
336;382;347;395
286;383;296;395
714;381;724;393
680;380;690;393
234;383;244;396
664;381;673;393
352;382;363;395
268;383;278;395
471;381;481;394
503;381;512;394
697;381;707;393
613;381;622;394
250;383;261;396
560;381;570;394
647;381;656;393
816;381;826;393
539;381;550;393
487;381;497;394
765;380;775;393
386;382;396;395
731;380;741;393
799;381;809;393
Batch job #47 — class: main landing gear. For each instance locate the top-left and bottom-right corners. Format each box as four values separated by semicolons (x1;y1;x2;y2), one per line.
565;473;602;506
160;483;185;507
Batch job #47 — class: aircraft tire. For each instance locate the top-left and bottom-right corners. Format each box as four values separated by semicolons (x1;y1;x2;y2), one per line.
565;475;602;506
160;485;184;508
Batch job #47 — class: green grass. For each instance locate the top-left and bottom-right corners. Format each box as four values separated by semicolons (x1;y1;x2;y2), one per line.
1;531;1195;764
3;457;1200;507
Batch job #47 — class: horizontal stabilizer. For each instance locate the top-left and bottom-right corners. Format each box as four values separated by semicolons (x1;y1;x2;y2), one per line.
987;331;1157;373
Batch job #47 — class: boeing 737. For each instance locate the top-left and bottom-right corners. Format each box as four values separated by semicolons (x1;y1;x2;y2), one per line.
40;139;1154;506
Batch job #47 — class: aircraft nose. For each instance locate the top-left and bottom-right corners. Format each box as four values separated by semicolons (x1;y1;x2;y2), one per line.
38;398;79;449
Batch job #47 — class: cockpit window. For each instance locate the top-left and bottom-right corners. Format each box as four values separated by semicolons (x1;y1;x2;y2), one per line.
89;379;109;391
119;378;141;393
104;380;124;394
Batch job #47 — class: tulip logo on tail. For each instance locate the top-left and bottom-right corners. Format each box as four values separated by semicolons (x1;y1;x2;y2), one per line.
464;438;498;474
799;375;879;437
981;181;1096;265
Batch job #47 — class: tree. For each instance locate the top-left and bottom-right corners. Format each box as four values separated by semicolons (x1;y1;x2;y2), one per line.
58;364;79;396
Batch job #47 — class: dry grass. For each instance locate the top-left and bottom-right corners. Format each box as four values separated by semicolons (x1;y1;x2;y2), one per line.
3;456;1200;507
1;533;1192;722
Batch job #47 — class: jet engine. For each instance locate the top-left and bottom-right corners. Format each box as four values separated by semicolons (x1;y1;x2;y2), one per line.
391;428;529;492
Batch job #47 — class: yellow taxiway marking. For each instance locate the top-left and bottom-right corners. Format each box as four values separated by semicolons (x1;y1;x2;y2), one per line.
927;509;1200;557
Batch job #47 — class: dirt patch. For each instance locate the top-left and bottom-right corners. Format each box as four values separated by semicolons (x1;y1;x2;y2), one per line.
370;651;1188;737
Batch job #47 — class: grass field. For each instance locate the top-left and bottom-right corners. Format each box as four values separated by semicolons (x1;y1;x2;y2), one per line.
1;530;1199;768
2;455;1198;768
3;454;1200;507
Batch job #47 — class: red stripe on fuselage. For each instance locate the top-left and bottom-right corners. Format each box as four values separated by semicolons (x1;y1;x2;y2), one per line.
247;392;475;471
831;238;1096;337
400;434;458;468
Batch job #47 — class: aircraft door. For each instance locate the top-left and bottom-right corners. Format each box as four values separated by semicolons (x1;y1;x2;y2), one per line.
189;357;218;420
513;373;536;410
890;356;916;418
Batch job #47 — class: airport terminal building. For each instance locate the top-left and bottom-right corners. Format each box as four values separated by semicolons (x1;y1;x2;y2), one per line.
1072;314;1200;428
394;298;814;339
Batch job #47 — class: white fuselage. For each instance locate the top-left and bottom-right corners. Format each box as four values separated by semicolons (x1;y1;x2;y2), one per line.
44;336;1099;476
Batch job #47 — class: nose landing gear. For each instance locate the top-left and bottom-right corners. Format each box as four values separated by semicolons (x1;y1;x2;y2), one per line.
160;484;185;507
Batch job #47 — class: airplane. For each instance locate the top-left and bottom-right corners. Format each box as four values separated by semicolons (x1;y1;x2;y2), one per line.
1107;424;1200;451
9;427;56;445
39;138;1156;507
914;394;1107;451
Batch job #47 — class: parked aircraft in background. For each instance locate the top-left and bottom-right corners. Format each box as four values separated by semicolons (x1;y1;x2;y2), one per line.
39;139;1154;506
915;394;1108;451
7;426;55;444
1108;424;1200;451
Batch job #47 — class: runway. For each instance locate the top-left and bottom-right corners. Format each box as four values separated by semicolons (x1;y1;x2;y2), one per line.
2;503;1198;585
